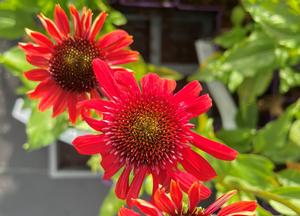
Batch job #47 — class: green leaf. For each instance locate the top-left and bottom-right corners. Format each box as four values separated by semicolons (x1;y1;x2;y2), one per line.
0;46;36;93
87;155;103;173
195;114;216;138
257;205;273;216
227;70;244;92
238;70;273;101
99;187;125;216
269;186;300;216
108;10;127;26
253;100;300;157
147;64;183;80
0;8;34;39
236;70;273;128
280;67;300;93
229;154;278;189
242;0;300;48
223;30;277;78
200;30;278;91
124;57;147;81
24;106;68;150
231;5;246;26
144;175;153;195
253;108;292;153
270;200;300;216
236;101;258;129
217;128;255;152
270;186;300;199
265;141;300;163
278;169;300;186
1;46;33;73
214;27;249;49
290;120;300;146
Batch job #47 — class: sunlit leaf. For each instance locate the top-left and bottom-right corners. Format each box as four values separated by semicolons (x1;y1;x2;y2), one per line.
231;5;246;26
278;169;300;186
214;27;249;49
290;120;300;146
217;128;255;152
280;67;300;93
99;187;125;216
24;106;68;150
0;46;35;93
236;70;273;128
228;154;278;189
253;100;300;157
87;155;103;173
242;0;300;48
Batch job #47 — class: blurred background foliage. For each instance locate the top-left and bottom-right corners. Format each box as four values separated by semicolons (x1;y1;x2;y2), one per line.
0;0;300;215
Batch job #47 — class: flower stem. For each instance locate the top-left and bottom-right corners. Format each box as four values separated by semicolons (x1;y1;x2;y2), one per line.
224;181;300;215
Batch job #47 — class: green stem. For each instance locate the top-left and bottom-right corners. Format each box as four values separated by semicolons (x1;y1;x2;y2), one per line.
242;187;300;215
226;182;300;215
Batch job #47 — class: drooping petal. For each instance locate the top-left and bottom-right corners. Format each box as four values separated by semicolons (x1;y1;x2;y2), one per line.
105;50;139;65
171;171;198;192
92;58;122;99
103;162;124;180
181;148;217;181
90;89;101;99
118;207;140;216
26;55;49;68
82;9;93;37
126;167;147;202
52;91;68;117
162;79;176;95
69;5;82;37
217;201;257;216
170;180;183;213
174;80;202;103
204;190;237;215
38;84;61;111
54;4;70;37
19;43;52;55
140;74;176;95
133;199;163;216
38;14;62;43
67;94;79;124
25;28;54;50
80;98;111;113
97;30;129;49
184;94;212;117
115;166;131;199
114;69;140;96
24;69;50;81
101;35;133;54
27;78;52;99
89;12;107;41
72;134;106;155
190;131;238;161
141;73;161;95
154;188;176;215
81;109;106;131
101;153;124;180
188;181;211;212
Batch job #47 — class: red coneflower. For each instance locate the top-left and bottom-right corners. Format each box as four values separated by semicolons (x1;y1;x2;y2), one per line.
73;59;238;202
19;4;138;123
118;180;257;216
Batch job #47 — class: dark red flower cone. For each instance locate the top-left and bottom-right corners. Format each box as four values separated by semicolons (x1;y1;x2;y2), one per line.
19;4;138;123
73;59;238;202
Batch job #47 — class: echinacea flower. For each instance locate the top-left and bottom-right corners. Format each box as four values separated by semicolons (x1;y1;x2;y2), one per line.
118;180;257;216
73;59;238;202
19;4;138;123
